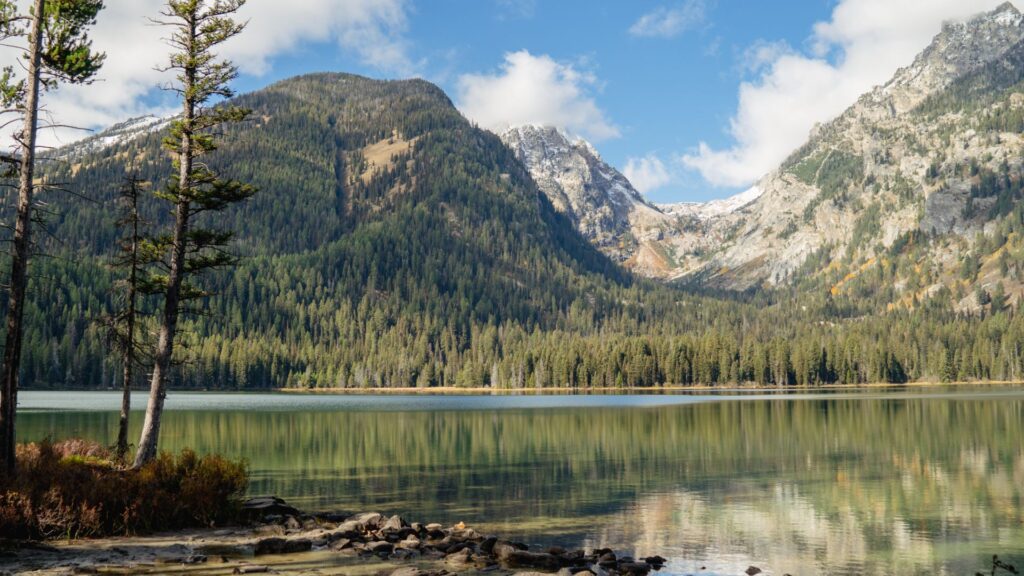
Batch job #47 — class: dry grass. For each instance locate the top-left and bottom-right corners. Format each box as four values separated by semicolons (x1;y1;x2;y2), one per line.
0;439;248;540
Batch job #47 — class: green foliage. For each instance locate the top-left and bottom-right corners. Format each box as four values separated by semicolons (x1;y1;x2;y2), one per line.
39;0;105;86
790;151;825;185
816;150;864;203
8;73;1024;391
0;439;247;538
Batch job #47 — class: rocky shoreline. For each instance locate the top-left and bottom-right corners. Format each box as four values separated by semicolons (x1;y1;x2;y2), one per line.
1;496;672;576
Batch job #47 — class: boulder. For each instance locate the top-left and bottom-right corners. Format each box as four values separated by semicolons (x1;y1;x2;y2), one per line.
350;512;384;529
398;536;422;550
382;515;409;532
367;541;394;555
618;562;651;576
746;567;762;576
479;536;498;554
242;496;301;519
253;537;312;556
643;556;666;566
445;547;475;569
492;541;519;561
503;551;562;571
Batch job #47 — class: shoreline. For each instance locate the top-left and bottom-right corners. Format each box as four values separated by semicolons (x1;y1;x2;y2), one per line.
273;380;1024;395
2;498;671;576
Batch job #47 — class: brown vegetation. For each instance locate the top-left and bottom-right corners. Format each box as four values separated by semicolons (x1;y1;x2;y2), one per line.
0;439;247;539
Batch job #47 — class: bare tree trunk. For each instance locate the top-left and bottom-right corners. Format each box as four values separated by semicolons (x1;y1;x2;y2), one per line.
0;0;45;475
133;192;189;468
133;41;195;467
115;190;140;461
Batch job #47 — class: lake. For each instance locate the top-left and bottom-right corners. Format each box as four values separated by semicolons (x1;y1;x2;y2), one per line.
16;388;1024;576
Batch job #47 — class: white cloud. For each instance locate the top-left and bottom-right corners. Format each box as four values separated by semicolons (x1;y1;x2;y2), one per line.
456;50;619;141
629;0;707;39
683;0;1011;187
624;155;672;193
0;0;417;148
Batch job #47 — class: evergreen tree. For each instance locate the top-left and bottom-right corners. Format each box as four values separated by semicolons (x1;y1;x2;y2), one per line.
134;0;254;467
101;173;149;461
0;0;103;474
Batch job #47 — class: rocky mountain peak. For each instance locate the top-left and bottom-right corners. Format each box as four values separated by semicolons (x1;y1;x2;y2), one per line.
858;2;1024;117
499;125;668;259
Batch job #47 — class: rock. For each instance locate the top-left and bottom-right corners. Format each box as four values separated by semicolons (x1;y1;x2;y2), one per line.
425;523;443;531
618;562;651;576
330;538;352;551
503;551;562;571
233;566;270;575
283;516;301;530
253;537;312;556
253;524;285;536
367;541;394;555
327;520;362;540
479;536;498;554
242;496;301;518
382;514;409;532
350;512;384;529
445;547;475;568
598;552;617;567
398;536;421;550
746;567;762;576
492;541;519;561
197;543;254;557
643;556;666;566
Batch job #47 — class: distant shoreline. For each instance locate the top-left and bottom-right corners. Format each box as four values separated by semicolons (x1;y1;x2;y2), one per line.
274;380;1024;395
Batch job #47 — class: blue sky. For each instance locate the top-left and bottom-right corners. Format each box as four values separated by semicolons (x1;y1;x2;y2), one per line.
231;1;834;202
7;0;1013;203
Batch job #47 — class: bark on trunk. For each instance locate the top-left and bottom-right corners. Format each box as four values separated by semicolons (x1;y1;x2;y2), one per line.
0;0;45;475
133;13;196;468
115;194;139;461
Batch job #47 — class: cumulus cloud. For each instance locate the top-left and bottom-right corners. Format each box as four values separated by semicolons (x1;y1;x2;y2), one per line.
0;0;417;148
683;0;1011;187
624;155;672;193
629;0;708;39
456;50;619;141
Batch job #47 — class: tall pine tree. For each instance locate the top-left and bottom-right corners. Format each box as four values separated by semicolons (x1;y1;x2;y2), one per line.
133;0;254;467
0;0;104;475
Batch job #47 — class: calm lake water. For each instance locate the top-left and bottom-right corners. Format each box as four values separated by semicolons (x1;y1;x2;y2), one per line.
16;388;1024;576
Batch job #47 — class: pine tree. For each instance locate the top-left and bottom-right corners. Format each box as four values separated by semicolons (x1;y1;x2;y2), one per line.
0;0;104;474
101;172;150;461
133;0;254;467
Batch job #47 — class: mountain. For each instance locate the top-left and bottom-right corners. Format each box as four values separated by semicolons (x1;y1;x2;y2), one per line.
499;125;756;279
10;55;1024;390
23;72;692;389
667;2;1024;311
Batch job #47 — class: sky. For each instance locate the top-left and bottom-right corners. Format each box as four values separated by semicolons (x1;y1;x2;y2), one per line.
0;0;1015;203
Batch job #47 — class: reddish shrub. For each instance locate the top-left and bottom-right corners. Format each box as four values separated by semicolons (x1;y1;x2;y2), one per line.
0;440;248;539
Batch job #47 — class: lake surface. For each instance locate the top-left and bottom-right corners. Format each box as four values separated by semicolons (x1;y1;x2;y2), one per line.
16;388;1024;576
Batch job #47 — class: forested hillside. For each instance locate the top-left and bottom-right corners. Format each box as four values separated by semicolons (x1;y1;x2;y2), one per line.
5;72;1024;390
